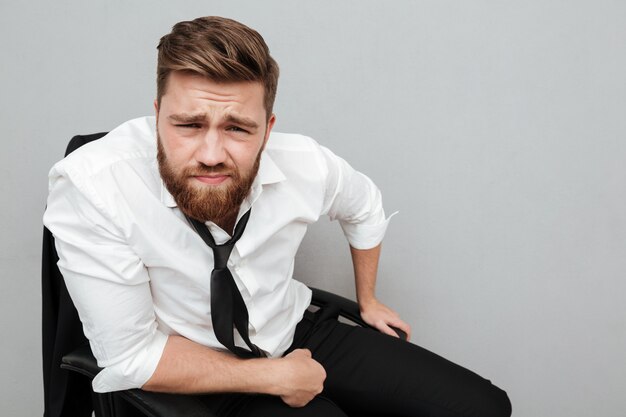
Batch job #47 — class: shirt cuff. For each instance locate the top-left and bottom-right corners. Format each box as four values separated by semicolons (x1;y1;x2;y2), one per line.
92;330;169;393
340;211;398;249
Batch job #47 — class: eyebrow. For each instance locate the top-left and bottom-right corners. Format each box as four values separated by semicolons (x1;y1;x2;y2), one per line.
224;113;259;130
168;113;207;123
167;112;259;130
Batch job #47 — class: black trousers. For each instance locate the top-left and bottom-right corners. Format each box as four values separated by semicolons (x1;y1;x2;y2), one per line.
200;307;512;417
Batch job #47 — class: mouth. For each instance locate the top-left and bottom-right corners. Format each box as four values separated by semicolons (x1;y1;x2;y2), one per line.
192;174;230;185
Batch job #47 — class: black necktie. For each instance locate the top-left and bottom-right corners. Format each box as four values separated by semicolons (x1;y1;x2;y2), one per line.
186;210;264;358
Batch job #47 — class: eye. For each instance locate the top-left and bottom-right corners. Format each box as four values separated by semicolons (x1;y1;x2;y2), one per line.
226;126;249;133
175;123;202;129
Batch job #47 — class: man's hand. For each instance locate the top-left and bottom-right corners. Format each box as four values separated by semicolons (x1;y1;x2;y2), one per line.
360;298;412;341
275;349;326;407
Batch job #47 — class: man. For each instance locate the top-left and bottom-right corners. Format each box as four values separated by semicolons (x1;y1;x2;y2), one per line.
44;16;511;417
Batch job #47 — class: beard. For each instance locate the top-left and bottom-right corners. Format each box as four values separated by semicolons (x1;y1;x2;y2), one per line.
157;133;261;225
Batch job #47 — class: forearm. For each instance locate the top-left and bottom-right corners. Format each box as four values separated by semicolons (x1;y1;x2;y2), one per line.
142;335;326;408
350;243;381;310
143;335;280;395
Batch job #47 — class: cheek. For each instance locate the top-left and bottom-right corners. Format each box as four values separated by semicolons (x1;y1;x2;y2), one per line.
230;143;262;171
160;131;195;166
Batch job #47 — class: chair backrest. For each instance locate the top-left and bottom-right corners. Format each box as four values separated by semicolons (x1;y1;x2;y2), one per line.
64;132;108;156
42;132;108;417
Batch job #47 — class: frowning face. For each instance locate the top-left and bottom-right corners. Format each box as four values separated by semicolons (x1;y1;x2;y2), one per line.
155;71;275;226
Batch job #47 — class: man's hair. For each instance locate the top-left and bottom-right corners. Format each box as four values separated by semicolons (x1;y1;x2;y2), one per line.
156;16;279;118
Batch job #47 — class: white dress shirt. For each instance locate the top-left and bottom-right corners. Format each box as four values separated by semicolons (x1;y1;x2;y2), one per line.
43;116;392;393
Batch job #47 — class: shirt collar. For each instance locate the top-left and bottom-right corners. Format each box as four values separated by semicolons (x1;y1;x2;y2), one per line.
160;150;286;209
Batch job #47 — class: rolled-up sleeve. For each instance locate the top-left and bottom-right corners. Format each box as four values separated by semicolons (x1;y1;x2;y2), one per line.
317;145;396;249
43;167;168;393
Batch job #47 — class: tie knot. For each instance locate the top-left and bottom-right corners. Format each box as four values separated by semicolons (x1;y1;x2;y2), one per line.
186;209;252;270
212;243;234;269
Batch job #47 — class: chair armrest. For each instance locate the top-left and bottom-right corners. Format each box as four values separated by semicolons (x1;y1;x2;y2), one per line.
61;345;214;417
309;287;368;327
60;343;101;379
309;287;408;341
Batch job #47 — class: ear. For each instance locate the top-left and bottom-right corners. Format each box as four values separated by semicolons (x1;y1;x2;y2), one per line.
154;99;159;123
264;114;276;146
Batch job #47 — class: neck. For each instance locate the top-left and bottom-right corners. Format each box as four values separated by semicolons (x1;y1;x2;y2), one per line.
213;210;239;236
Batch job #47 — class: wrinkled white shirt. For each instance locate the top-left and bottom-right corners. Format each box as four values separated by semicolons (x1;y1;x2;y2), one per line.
43;116;392;393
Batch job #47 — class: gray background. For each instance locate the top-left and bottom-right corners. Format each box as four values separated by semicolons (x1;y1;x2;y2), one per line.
1;0;625;416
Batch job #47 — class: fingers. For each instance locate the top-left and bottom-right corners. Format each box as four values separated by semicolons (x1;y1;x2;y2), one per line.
375;317;412;341
382;323;407;340
389;318;412;341
362;300;412;341
278;348;326;408
373;321;399;337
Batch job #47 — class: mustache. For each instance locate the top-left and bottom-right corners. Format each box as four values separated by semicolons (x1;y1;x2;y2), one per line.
183;163;235;177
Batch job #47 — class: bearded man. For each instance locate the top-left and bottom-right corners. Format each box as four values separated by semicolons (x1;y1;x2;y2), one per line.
44;16;511;417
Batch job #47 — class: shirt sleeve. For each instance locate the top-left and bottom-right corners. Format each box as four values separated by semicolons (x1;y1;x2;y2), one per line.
43;167;168;393
317;145;396;249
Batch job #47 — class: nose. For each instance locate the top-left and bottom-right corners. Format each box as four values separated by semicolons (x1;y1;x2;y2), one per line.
195;129;227;167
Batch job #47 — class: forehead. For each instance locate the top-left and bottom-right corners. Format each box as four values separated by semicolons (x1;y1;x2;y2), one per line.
161;72;266;118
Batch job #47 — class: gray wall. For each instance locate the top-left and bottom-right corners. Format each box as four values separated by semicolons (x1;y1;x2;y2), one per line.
2;1;625;416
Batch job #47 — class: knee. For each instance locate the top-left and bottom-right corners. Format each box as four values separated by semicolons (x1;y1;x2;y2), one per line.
493;386;512;417
476;384;512;417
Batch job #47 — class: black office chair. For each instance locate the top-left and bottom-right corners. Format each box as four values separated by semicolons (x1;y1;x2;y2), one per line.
42;132;404;417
